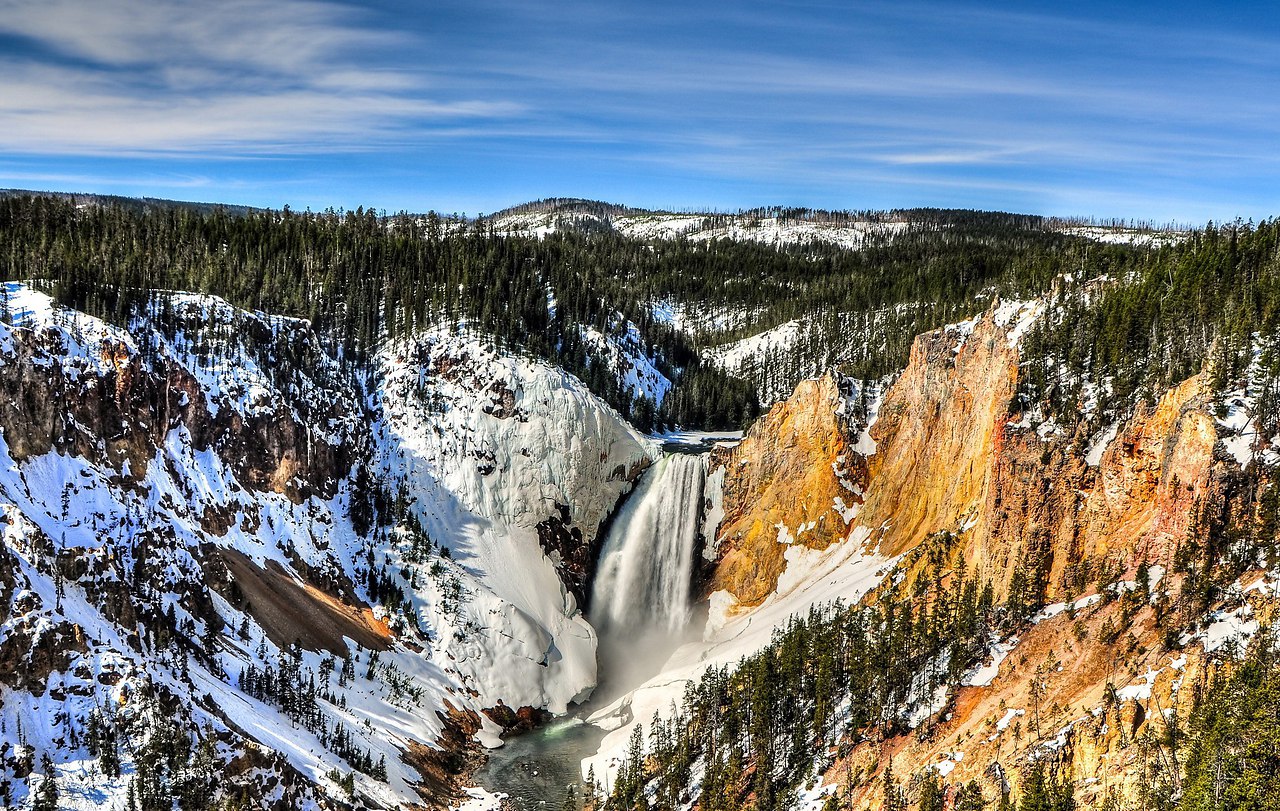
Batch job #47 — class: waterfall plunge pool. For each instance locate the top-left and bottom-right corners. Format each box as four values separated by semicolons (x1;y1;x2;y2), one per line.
471;717;609;810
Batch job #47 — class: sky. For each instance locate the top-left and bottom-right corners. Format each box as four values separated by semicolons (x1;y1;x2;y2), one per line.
1;0;1278;222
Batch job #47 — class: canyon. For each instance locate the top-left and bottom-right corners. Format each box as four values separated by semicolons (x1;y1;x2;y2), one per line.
0;199;1274;811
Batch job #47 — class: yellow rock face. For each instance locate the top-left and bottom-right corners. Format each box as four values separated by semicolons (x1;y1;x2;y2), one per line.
709;373;862;605
860;313;1020;560
705;301;1257;808
712;305;1222;607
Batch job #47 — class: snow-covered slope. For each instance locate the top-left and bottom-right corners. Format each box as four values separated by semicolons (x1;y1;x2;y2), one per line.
376;326;656;716
491;209;912;251
1056;224;1185;247
0;283;655;810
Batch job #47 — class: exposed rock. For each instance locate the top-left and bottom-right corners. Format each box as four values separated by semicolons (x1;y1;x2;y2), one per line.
208;546;391;655
481;700;552;735
706;302;1267;808
708;373;862;605
400;703;487;809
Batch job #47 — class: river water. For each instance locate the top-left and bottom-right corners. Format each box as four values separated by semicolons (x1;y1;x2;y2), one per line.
471;717;609;810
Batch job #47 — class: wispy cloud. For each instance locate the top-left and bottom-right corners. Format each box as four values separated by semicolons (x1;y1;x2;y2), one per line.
0;0;522;155
1;0;1277;221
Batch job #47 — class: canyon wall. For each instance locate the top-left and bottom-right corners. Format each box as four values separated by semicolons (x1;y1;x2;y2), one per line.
705;299;1269;807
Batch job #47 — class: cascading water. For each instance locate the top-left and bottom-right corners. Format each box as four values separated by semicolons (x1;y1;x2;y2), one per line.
590;453;707;639
474;453;709;808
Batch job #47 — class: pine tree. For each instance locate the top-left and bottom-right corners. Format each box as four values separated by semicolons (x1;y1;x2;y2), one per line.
31;754;59;811
919;771;945;811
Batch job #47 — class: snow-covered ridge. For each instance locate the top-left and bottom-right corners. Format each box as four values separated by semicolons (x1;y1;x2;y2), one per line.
1057;225;1186;248
490;210;913;250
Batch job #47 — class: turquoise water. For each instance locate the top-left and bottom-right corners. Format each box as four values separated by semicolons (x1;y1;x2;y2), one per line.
472;717;608;809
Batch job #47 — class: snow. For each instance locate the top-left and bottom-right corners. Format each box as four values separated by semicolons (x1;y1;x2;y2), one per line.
1;282;138;373
933;751;964;778
1058;225;1185;248
584;525;892;785
832;496;860;524
704;319;804;372
0;285;665;809
794;777;839;811
624;214;911;251
652;429;744;449
964;637;1017;687
995;708;1024;733
648;298;745;337
907;681;950;728
991;299;1044;348
577;322;672;405
850;382;885;457
1030;593;1103;623
1116;669;1161;702
493;210;914;252
945;315;980;354
701;464;727;561
1215;337;1269;468
1190;605;1260;654
1085;423;1120;467
377;324;659;713
453;786;505;811
1218;395;1257;467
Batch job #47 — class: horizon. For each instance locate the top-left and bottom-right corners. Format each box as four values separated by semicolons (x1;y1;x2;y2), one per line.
3;1;1279;223
1;187;1214;229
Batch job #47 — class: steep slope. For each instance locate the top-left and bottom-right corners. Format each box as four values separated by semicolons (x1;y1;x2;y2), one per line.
592;292;1277;810
375;326;655;714
0;283;653;809
708;374;869;606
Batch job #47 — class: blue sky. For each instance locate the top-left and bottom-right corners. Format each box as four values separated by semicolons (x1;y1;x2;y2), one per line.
1;0;1278;222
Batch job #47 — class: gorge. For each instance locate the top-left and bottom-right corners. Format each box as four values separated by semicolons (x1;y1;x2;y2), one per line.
0;194;1276;811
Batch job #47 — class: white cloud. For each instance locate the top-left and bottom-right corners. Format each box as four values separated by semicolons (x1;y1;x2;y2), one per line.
0;0;522;155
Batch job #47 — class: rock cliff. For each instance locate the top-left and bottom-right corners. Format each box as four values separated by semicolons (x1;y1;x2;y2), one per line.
704;298;1273;807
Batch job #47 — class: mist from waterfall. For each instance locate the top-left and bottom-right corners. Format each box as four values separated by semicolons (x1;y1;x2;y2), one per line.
591;453;706;646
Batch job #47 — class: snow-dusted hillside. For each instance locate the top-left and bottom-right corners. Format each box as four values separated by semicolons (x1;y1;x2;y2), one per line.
491;209;913;251
1055;224;1186;247
0;283;655;810
375;325;656;716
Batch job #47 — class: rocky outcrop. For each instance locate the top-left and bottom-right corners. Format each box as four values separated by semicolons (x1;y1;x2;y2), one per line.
0;296;358;503
710;303;1231;607
859;313;1020;560
707;373;863;605
704;300;1265;808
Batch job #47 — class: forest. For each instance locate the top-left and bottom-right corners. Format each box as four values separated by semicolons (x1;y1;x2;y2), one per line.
0;193;1200;431
2;196;1276;435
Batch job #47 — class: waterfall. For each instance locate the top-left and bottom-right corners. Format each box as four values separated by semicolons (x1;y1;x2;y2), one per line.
590;453;707;638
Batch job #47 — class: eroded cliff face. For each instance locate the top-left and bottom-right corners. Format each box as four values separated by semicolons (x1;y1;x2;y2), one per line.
0;293;359;504
705;299;1267;807
711;301;1230;607
859;311;1021;561
975;373;1221;603
708;374;865;605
